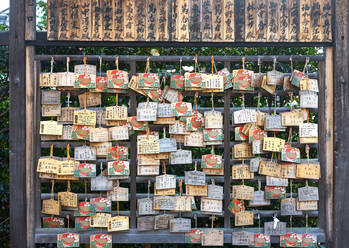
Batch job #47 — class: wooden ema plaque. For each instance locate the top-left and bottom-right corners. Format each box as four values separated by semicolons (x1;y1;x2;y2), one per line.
137;216;155;231
107;216;129;232
42;217;65;228
232;164;254;180
57;191;78;208
154;214;174;230
233;143;253;158
201;229;224;246
186;184;208;196
200;198;223;213
234;211;254;226
170;218;191;232
42;199;60;216
232;231;254;246
138;198;159;215
90;213;111;228
232;185;254;200
264;221;287;236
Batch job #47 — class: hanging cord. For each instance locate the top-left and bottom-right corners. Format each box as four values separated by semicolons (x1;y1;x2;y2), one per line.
67;92;70;108
179;57;182;75
115;56;119;71
302;57;309;74
274;94;277;115
84;92;87;112
147;179;151;199
211;56;214;75
115;93;118;106
51;179;55;200
84;180;87;202
50;144;53;159
194;161;197;171
258;213;261;233
290;179;293;199
145;57;150;73
305;213;308;234
306;144;310;164
288;127;293;144
290;56;294;72
83;56;87;75
179;179;182;197
66;144;70;161
289;92;294;110
273;56;276;71
242;93;245;109
66;57;70;73
242;57;245;70
211;215;215;229
50;56;54;74
67;180;71;192
211;92;214;111
258;57;261;74
194;92;198;117
99;56;102;77
163;127;166;139
194;214;198;228
146;122;150;141
162;160;166;175
258;179;261;191
290;215;293;233
194;54;198;73
211;145;215;155
67;215;70;233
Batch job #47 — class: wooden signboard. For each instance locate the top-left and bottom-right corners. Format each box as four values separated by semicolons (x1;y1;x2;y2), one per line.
40;121;63;136
78;92;101;107
57;191;78;208
174;196;192;212
259;161;282;177
137;165;160;176
296;199;318;211
58;107;78;123
42;199;60;216
42;104;61;117
233;143;253;158
42;90;61;105
232;164;254;180
153;196;176;211
207;184;223;200
296;163;321;179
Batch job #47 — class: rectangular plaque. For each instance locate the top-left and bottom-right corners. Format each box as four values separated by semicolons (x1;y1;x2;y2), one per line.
137;165;159;176
42;90;61;105
58;107;78;123
174;196;192;211
90;234;112;247
107;160;129;176
137;216;155;231
170;149;192;164
299;123;318;138
161;88;178;104
74;146;96;161
232;231;254;246
184;132;205;147
232;185;254;200
137;139;160;154
280;198;302;216
281;110;305;126
170;218;191;232
296;163;321;179
185;170;206;186
42;199;60;216
200;198;222;213
233;109;257;124
42;104;61;117
91;173;113;191
109;126;129;141
138;198;159;215
107;186;129;202
266;176;289;186
300;91;318;108
202;229;224;246
73;110;96;126
153;196;176;210
154;214;174;230
75;216;92;231
259;161;282;177
232;164;254;180
264;221;287;236
89;127;109;142
296;199;318;211
265;186;286;199
186;184;208;196
57;233;79;247
156;174;176;190
298;186;319;201
265;115;287;131
78;92;101;107
234;143;253;158
90;213;111;228
90;142;112;157
107;216;129;232
42;216;65;228
207;184;223;200
106;106;128;120
57;191;78;207
248;190;271;207
40;121;63;135
235;211;254;226
280;233;302;247
159;138;177;153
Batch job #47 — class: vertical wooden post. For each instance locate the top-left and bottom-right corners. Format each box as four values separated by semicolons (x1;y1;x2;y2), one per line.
318;47;334;245
223;61;231;229
129;61;137;229
333;0;349;247
9;0;27;247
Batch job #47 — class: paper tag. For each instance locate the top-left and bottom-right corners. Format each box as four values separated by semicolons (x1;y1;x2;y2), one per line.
232;164;254;180
248;190;271;207
232;231;254;246
170;218;191;232
109;126;129;141
170;150;192;164
233;143;253;158
184;132;205;147
74;146;96;161
300;91;318;109
57;233;79;247
235;211;254;226
201;229;224;246
171;102;193;117
186;184;208;196
107;216;129;232
40;121;63;135
42;104;61;117
156;174;176;190
232;185;254;200
107;160;129;176
153;196;176;210
296;163;321;179
58;191;78;207
42;90;61;105
280;233;302;247
298;186;319;201
42;199;60;216
90;234;112;247
233;109;257;124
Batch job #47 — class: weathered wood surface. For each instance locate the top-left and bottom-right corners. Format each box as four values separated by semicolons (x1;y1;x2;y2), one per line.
46;0;333;42
333;0;349;246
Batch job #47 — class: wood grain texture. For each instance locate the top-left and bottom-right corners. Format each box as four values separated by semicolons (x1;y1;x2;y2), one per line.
9;0;27;246
333;0;349;247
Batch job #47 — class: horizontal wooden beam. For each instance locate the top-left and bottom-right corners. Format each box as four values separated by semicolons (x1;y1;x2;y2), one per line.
35;228;326;244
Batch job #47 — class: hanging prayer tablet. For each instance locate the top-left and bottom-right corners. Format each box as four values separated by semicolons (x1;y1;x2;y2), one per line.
186;185;208;196
248;190;271;207
265;115;287;131
201;229;224;246
91;142;112;157
137;138;160;154
203;74;224;91
91;172;113;191
153;196;176;211
171;102;193;117
170;149;192;164
296;163;321;179
203;129;223;142
228;198;243;213
90;197;111;213
232;164;254;180
265;186;286;199
201;154;222;169
263;137;286;152
170;218;191;232
42;90;61;105
58;191;78;208
296;199;318;211
107;186;128;202
42;217;65;228
281;147;301;163
301;234;317;247
155;214;174;230
107;160;130;176
109;126;129;141
42;104;61;117
57;233;80;247
280;233;302;247
298;186;319;201
57;160;76;175
58;107;78;123
107;216;129;232
105;106;128;120
78;92;101;108
251;73;265;88
75;201;93;217
159;138;177;153
137;216;155;231
138;198;159;215
162;86;179;103
186;115;203;131
300;91;318;109
156;174;176;190
281;163;297;179
266;70;284;85
107;70;128;89
185;170;206;185
137;165;160;176
185;72;204;90
232;231;254;246
127;116;146;131
250;157;264;172
235;126;248;141
42;199;60;216
264;221;287;236
254;233;271;248
232;69;254;91
235;211;254;226
138;73;160;89
137;102;158;121
170;74;185;90
259;161;282;177
233;143;253;158
233;109;257;124
40;73;57;87
281;110;305;126
169;120;187;134
207;184;223;200
299;123;318;144
71;125;91;140
232;185;254;200
300;78;319;92
74;146;96;161
184;132;205;147
290;70;306;87
266;176;288;186
185;229;203;244
40;121;63;135
75;216;92;231
89;128;109;142
90;234;112;248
